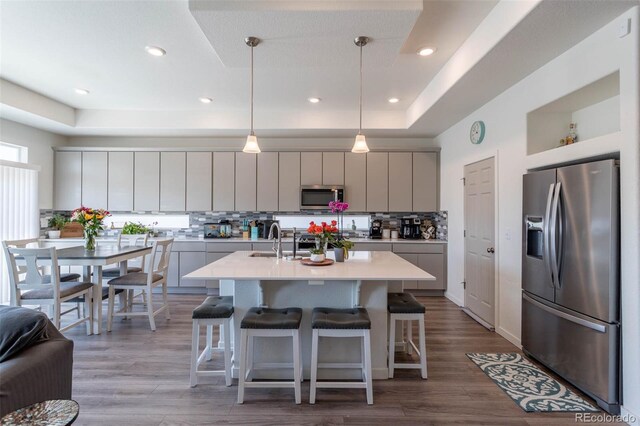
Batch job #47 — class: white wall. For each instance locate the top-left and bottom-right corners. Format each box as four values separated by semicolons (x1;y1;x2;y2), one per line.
436;7;639;420
0;118;67;209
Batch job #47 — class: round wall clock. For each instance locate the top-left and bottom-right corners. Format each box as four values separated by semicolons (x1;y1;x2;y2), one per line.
470;120;486;145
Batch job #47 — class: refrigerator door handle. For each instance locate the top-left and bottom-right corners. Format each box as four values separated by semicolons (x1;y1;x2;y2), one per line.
523;293;607;333
550;182;562;289
556;185;564;286
543;183;555;288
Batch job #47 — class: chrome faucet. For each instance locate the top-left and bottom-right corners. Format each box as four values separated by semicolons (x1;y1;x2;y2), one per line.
268;222;283;259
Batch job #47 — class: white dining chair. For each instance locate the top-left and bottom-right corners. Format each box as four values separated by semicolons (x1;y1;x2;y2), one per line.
106;238;173;332
5;246;94;334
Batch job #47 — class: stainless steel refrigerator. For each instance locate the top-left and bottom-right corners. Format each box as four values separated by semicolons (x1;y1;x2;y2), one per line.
522;159;620;414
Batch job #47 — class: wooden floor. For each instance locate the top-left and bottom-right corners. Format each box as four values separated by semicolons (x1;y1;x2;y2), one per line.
62;295;609;425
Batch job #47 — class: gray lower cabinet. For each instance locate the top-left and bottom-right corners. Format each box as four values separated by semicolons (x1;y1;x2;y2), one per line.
166;254;180;288
179;252;207;287
392;243;447;291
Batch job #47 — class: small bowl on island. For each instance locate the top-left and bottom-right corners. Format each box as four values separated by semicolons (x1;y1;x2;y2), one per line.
309;249;326;263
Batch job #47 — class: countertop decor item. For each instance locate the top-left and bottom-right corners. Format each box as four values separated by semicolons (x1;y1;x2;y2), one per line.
70;206;110;251
301;258;334;267
307;220;338;256
121;221;151;235
331;236;354;262
47;215;68;239
328;200;349;236
470;120;486;144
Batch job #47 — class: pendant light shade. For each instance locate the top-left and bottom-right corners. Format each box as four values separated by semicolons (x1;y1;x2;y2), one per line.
243;36;261;153
352;36;370;154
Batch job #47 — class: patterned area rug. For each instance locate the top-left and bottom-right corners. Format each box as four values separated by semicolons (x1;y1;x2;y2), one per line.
466;353;599;412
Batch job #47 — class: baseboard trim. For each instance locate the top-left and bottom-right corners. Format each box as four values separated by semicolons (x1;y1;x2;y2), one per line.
461;308;495;331
444;291;463;306
621;406;640;426
497;326;521;349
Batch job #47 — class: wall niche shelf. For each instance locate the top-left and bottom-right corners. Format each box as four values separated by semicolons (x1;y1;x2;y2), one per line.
526;71;620;157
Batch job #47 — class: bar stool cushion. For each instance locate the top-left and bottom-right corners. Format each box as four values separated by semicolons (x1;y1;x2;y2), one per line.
21;282;93;300
311;307;371;330
192;296;234;319
241;307;302;329
388;292;426;314
19;273;81;284
100;267;143;278
107;272;163;286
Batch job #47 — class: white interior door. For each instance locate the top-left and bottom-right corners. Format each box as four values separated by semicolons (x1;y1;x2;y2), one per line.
464;157;496;328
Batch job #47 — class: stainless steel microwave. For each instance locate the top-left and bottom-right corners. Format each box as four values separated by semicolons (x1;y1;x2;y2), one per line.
300;185;344;210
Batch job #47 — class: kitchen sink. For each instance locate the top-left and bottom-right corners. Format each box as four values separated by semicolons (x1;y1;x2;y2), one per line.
249;251;310;258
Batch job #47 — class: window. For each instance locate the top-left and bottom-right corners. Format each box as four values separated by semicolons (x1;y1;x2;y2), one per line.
0;142;27;163
273;215;371;231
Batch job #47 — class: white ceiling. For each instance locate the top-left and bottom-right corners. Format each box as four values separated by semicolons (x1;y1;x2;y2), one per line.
0;0;636;138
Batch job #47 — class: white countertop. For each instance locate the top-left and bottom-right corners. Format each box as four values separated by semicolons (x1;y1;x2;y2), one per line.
41;237;447;244
184;250;435;281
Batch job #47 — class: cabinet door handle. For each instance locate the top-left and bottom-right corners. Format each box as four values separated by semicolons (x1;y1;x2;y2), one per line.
487;247;495;254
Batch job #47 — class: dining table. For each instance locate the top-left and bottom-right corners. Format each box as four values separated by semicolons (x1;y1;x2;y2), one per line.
52;244;153;334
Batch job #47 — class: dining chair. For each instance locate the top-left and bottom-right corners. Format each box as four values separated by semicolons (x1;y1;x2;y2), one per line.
2;238;83;316
5;246;94;334
106;238;174;332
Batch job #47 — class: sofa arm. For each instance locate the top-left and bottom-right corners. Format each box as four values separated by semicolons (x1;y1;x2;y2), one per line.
0;337;74;417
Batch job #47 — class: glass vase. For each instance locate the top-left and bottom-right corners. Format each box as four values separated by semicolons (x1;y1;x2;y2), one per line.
84;229;96;251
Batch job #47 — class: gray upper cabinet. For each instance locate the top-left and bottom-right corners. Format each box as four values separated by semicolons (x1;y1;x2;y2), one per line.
257;152;278;211
388;152;413;212
81;152;108;209
366;152;388;212
344;153;366;212
413;152;438;212
322;152;344;185
235;152;257;211
213;152;235;211
186;152;212;211
108;152;134;211
300;152;322;185
279;152;300;211
160;152;186;211
134;152;160;211
54;151;82;211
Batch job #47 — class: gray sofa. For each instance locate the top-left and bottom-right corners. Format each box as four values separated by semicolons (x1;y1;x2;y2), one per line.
0;306;73;417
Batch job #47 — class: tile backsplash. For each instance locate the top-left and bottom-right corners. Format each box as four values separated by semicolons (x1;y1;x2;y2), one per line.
40;210;447;241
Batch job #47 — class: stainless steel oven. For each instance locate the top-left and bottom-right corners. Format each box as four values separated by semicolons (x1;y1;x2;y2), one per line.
300;185;344;210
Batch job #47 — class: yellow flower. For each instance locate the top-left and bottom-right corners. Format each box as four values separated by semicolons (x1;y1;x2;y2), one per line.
96;215;104;220
84;213;94;220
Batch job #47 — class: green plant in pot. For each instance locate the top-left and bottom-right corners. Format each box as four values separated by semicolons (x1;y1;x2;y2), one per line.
121;221;151;235
331;237;354;262
308;247;326;263
47;215;68;239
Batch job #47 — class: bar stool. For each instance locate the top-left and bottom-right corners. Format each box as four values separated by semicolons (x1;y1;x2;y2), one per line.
237;307;303;404
387;292;427;379
309;307;373;405
190;296;234;387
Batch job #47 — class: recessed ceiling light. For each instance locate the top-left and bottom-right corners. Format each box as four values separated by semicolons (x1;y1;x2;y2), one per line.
74;88;90;95
418;47;436;56
308;97;321;103
388;97;400;104
145;46;166;57
199;97;213;104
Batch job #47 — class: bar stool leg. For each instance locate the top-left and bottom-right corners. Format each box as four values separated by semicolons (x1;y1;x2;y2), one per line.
237;329;249;404
407;319;413;355
388;315;396;379
364;330;373;405
292;329;302;404
190;320;199;387
224;318;232;386
298;329;304;382
206;325;213;361
419;316;427;379
310;329;319;404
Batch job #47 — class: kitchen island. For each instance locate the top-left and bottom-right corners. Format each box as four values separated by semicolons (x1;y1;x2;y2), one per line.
184;250;434;380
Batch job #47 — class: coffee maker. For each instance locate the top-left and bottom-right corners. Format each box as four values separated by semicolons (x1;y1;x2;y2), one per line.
400;218;422;239
369;219;383;239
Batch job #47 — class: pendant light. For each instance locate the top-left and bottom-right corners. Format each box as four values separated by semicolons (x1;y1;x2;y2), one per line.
352;36;370;153
243;36;261;153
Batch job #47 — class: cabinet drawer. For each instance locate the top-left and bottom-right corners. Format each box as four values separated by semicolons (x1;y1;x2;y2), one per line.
170;242;206;252
252;241;294;251
354;243;393;251
207;242;251;252
392;243;444;254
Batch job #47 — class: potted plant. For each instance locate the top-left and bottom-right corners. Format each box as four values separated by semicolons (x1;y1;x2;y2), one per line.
121;221;151;235
71;206;110;251
307;220;338;256
47;214;68;239
309;247;326;263
331;237;355;262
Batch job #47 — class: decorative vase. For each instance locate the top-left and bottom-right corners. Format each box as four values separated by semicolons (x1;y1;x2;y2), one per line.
48;230;61;239
310;253;326;263
315;238;328;254
334;247;345;262
84;229;96;251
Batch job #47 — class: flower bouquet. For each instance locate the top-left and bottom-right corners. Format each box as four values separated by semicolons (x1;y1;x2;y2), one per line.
307;220;338;260
71;206;110;250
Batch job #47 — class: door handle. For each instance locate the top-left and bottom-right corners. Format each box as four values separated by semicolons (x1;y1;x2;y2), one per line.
550;182;562;289
543;183;555;289
523;293;606;333
486;247;495;253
